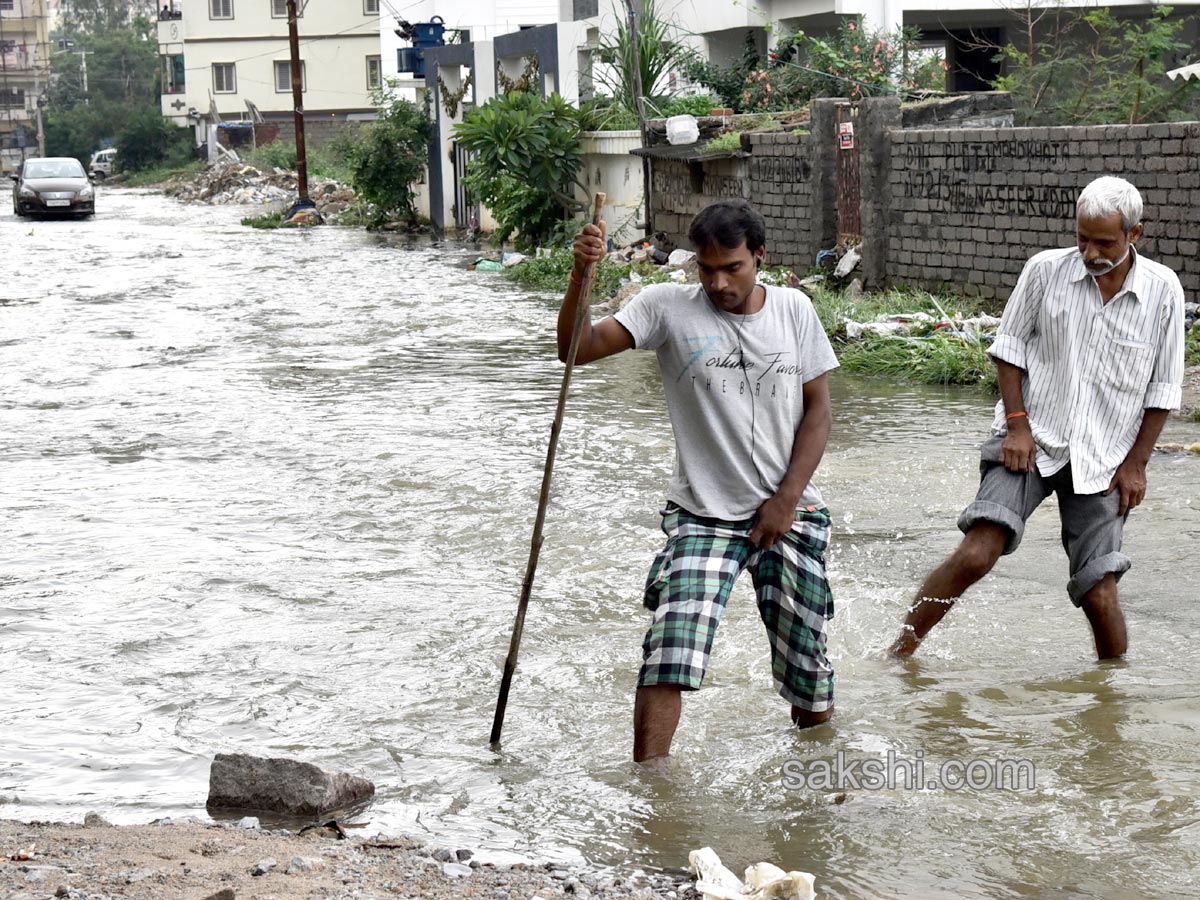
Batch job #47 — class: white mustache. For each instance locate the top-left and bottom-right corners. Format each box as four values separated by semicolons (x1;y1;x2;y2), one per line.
1082;246;1130;275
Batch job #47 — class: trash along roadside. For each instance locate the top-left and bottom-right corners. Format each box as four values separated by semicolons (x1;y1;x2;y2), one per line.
486;240;1005;391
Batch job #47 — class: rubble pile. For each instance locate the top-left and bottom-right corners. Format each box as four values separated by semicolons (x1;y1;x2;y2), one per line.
167;160;357;218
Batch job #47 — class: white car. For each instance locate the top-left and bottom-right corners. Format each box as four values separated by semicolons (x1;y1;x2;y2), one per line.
88;148;117;180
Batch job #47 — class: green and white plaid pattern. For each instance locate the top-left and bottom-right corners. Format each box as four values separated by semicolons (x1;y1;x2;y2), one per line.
638;505;835;712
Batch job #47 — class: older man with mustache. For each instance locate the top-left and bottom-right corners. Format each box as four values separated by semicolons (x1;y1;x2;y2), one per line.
889;176;1186;661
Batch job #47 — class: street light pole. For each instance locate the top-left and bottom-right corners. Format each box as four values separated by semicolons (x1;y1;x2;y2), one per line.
285;0;308;201
622;0;653;237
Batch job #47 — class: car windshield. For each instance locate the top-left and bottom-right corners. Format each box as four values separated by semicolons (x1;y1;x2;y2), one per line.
24;161;86;179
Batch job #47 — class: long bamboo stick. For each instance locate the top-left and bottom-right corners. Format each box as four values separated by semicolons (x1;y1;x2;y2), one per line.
490;191;607;747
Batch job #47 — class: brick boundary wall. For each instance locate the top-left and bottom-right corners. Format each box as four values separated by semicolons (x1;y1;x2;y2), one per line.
650;156;750;248
886;122;1200;300
646;101;1199;300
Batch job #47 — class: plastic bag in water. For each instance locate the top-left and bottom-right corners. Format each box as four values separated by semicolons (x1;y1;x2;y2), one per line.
689;847;817;900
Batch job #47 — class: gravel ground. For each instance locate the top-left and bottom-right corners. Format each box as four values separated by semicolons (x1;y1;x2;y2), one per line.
1181;365;1199;415
0;818;699;900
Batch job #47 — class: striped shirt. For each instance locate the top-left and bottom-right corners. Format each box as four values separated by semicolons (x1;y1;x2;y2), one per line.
987;246;1185;495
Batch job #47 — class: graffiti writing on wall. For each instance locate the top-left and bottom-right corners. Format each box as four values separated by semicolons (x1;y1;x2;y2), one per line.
901;138;1075;216
904;139;1070;173
651;170;746;201
905;171;1076;218
751;156;811;185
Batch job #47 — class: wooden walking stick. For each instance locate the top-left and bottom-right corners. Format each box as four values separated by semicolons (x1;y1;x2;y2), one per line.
490;191;607;747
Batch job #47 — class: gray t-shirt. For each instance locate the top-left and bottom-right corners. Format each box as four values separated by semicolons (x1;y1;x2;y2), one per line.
614;282;839;520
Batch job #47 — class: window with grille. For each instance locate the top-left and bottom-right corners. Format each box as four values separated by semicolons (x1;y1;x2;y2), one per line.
212;63;236;93
366;56;381;89
0;0;15;12
274;60;306;92
209;0;233;19
272;0;301;17
0;87;25;109
364;0;379;13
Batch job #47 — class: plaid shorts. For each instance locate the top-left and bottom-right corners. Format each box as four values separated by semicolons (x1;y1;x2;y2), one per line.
638;504;835;712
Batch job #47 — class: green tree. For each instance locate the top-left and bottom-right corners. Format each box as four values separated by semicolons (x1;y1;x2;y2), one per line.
453;91;586;249
991;5;1198;124
336;82;431;224
115;107;192;170
45;13;165;167
688;18;944;113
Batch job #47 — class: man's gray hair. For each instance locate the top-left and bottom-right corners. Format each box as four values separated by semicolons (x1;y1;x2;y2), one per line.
1076;176;1143;232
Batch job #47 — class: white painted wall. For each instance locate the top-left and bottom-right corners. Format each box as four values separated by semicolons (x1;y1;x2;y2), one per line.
577;130;643;246
159;0;380;125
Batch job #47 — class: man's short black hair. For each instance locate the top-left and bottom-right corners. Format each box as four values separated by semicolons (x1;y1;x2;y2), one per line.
687;200;767;255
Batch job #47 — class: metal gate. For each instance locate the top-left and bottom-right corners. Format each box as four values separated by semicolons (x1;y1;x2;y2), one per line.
835;102;861;246
452;142;479;231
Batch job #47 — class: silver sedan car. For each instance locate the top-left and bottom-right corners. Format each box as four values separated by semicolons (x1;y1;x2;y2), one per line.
11;157;96;218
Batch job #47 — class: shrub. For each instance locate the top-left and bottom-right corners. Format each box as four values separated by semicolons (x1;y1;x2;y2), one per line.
454;91;586;249
115;107;193;171
336;82;431;224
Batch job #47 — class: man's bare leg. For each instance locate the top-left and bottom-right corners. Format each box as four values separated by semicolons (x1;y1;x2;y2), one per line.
888;524;1009;658
1079;574;1127;660
792;706;833;729
633;684;682;762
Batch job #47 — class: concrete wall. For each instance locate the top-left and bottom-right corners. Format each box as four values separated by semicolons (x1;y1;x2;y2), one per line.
887;123;1200;299
577;130;644;246
646;100;1200;300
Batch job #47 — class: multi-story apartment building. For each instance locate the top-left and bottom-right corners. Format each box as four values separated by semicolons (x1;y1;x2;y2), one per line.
158;0;382;146
0;0;50;173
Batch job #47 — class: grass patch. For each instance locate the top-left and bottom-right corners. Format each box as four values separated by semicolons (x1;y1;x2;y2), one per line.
503;252;1005;392
704;131;744;152
241;210;286;229
1186;407;1200;424
243;140;352;183
117;160;205;188
808;285;1001;390
837;332;998;391
1185;326;1199;368
501;245;674;300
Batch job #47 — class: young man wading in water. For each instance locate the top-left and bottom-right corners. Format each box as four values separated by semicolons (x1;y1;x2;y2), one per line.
560;201;840;762
889;176;1185;660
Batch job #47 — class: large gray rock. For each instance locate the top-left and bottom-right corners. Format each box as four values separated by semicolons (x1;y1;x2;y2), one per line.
206;753;375;816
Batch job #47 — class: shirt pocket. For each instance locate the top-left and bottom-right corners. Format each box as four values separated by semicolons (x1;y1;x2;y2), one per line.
1101;337;1154;393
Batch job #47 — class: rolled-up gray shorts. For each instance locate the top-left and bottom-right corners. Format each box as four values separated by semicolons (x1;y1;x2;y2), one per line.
957;435;1130;606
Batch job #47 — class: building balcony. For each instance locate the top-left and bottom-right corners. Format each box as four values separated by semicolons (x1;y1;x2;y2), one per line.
157;13;185;47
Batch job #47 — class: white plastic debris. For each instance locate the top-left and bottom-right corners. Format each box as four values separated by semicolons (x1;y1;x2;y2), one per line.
833;247;861;279
667;248;697;267
666;114;700;145
501;252;527;268
689;847;816;900
669;268;688;283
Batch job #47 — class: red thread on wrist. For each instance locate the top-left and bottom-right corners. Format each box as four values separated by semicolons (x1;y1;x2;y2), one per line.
1006;410;1028;422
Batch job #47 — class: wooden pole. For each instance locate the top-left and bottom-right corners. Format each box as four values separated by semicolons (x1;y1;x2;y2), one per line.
285;0;308;200
490;192;607;748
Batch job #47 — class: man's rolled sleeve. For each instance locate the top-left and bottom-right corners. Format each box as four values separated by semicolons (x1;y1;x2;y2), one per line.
1143;281;1185;411
1143;382;1182;411
988;333;1028;369
986;253;1046;371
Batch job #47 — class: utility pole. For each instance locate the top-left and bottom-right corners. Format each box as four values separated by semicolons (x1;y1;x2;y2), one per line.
622;0;653;237
34;70;43;155
285;0;308;202
79;49;88;103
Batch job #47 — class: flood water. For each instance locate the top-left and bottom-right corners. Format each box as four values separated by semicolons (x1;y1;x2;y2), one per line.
2;191;1199;898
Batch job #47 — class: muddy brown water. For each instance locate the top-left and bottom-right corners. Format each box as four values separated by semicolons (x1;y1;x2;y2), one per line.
2;191;1199;898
